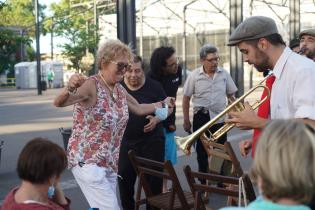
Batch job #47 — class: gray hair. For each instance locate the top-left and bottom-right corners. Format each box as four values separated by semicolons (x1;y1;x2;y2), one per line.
199;44;218;59
252;119;315;203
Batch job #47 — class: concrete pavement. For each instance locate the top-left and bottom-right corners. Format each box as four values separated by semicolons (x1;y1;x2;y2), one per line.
0;88;254;210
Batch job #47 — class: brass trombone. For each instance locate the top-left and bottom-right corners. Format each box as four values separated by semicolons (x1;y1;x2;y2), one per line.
176;75;272;155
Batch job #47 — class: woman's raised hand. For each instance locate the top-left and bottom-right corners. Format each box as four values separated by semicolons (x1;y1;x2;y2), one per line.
67;73;87;91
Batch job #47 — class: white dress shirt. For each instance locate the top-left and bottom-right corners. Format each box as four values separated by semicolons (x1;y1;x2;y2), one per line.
270;47;315;120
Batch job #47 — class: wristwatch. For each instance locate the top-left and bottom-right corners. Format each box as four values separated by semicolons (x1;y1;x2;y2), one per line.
67;86;77;95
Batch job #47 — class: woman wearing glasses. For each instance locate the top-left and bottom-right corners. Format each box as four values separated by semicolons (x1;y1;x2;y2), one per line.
54;39;174;210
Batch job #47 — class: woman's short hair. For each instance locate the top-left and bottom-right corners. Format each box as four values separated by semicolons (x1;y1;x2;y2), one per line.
251;120;315;203
96;39;133;70
17;138;67;184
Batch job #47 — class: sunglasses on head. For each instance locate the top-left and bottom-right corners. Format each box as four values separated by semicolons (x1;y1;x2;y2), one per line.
110;61;131;73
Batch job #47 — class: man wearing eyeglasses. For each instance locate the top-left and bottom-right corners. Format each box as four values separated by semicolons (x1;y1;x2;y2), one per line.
182;44;237;182
148;46;182;191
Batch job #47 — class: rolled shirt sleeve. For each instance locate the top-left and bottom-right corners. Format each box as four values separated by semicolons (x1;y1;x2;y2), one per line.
225;71;238;95
183;71;195;97
293;67;315;120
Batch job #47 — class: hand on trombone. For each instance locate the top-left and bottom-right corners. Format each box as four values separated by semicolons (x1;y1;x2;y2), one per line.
225;102;269;130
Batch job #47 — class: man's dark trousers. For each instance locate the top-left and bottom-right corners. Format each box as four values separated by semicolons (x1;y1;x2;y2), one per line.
193;109;227;184
118;138;164;210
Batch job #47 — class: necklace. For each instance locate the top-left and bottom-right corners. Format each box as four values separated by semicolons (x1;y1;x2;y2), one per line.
98;72;117;101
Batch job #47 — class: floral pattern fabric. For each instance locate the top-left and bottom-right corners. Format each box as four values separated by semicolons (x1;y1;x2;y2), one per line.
67;75;129;173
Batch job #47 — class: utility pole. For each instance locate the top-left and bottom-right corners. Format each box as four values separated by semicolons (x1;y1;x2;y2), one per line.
51;17;54;60
35;0;42;95
117;0;136;50
229;0;244;97
93;0;98;74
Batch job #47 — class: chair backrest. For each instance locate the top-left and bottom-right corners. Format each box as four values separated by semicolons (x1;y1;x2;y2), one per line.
128;150;191;210
200;138;243;177
184;165;256;209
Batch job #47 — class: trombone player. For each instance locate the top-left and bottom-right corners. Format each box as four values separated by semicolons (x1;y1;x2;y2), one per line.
182;44;237;182
226;16;315;158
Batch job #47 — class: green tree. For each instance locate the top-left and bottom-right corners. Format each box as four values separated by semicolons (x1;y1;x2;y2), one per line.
0;29;32;75
26;44;35;61
47;0;99;72
0;0;46;36
0;0;46;76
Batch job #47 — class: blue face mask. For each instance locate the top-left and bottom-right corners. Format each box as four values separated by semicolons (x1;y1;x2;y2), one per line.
47;185;55;198
155;104;168;120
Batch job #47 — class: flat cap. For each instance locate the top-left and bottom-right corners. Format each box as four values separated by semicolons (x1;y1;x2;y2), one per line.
228;16;279;46
299;29;315;39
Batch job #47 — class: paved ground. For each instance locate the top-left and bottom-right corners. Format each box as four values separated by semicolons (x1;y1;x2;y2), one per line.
0;87;254;210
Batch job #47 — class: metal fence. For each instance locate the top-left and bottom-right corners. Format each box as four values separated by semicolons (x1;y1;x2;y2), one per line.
0;78;15;88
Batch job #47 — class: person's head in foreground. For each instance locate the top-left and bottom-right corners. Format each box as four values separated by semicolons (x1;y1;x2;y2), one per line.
252;120;315;204
221;120;315;210
17;137;67;186
2;137;68;209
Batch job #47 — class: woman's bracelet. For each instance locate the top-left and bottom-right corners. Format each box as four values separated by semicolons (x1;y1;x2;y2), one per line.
67;86;77;95
155;101;166;108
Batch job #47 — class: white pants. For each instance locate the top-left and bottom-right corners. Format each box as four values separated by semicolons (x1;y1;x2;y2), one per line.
72;164;120;210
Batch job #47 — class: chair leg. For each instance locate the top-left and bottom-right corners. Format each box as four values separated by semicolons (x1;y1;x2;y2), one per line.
194;191;207;210
134;184;141;210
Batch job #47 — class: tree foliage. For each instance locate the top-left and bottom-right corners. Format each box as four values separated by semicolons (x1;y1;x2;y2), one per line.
47;0;99;72
0;0;46;37
0;29;32;75
0;0;46;76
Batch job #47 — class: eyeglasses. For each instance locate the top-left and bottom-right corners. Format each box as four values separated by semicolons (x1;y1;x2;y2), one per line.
126;68;142;74
110;61;131;73
205;57;220;63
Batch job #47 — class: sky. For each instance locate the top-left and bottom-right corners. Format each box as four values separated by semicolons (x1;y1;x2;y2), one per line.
32;0;64;54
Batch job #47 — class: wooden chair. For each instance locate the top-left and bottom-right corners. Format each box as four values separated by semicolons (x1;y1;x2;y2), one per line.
184;165;256;210
128;150;195;210
200;139;243;177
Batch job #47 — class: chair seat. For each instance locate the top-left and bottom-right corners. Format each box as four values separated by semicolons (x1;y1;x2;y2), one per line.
148;191;195;210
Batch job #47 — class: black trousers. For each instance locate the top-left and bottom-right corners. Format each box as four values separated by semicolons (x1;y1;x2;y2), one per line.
118;138;165;210
193;110;227;183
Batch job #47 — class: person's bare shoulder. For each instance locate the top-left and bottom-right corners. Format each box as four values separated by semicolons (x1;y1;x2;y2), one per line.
77;77;97;107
